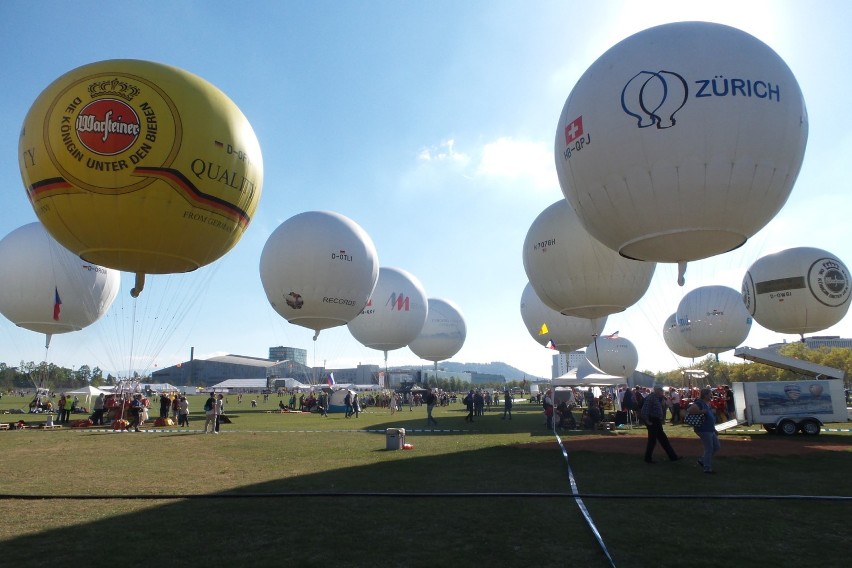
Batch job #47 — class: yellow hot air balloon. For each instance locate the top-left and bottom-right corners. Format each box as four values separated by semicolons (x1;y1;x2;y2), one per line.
18;59;263;296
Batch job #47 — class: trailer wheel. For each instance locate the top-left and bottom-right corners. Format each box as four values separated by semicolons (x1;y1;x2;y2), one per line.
778;420;798;436
799;420;821;436
763;424;777;434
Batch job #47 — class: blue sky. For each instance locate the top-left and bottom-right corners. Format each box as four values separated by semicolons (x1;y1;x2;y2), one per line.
2;1;851;379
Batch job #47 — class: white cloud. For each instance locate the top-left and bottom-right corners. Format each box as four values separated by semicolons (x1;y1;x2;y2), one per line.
417;139;469;164
475;137;556;192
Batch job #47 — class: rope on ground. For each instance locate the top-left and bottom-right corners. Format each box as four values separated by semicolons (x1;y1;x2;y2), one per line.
553;426;617;568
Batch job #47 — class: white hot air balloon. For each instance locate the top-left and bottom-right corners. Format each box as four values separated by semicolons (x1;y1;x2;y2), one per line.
555;22;808;285
662;313;711;360
520;282;606;352
742;247;851;337
584;334;638;378
676;285;751;356
0;222;120;345
348;266;428;356
523;200;655;318
259;211;379;339
408;298;466;364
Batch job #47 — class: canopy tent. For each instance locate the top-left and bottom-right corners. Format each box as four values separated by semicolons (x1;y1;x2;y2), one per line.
553;358;626;387
66;385;109;409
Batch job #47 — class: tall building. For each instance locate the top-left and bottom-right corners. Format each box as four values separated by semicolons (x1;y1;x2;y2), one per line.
551;351;588;378
269;346;307;365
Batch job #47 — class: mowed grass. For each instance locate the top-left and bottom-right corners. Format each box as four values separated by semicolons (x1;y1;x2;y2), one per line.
1;394;851;568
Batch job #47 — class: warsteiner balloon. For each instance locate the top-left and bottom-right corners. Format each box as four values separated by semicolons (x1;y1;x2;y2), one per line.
19;59;263;296
555;22;807;283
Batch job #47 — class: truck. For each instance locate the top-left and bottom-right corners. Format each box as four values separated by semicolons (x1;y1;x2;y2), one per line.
730;347;850;435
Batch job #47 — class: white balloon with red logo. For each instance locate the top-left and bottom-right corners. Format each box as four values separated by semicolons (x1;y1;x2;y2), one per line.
555;22;808;277
348;266;428;353
742;247;851;336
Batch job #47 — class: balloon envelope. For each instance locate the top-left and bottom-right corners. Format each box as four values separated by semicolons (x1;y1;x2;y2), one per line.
259;211;379;336
523;200;655;318
584;335;638;378
0;223;120;335
19;59;263;277
662;313;711;359
408;298;466;363
520;282;606;352
347;266;428;352
676;285;751;354
742;247;851;335
555;22;807;264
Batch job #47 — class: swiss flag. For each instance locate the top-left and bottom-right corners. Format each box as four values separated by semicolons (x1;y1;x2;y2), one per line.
564;116;584;144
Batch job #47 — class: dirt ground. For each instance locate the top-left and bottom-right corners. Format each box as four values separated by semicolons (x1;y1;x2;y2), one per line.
534;430;852;456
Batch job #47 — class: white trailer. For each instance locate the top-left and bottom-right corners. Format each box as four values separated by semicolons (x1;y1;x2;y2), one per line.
732;347;849;435
731;379;848;435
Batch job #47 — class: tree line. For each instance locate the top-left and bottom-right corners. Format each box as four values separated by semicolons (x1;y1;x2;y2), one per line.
650;344;852;387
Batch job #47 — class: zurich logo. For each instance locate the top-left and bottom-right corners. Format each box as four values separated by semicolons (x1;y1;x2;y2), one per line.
621;70;688;129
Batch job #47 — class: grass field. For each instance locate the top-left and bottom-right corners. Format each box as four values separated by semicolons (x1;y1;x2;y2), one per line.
1;393;850;568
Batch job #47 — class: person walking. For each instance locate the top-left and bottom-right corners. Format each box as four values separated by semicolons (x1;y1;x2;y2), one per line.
687;387;720;474
426;389;438;427
501;390;513;420
640;386;681;464
178;396;190;428
203;393;216;433
351;392;361;418
463;390;475;422
214;394;224;433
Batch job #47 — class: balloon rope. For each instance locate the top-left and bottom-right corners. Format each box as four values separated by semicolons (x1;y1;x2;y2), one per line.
128;297;138;380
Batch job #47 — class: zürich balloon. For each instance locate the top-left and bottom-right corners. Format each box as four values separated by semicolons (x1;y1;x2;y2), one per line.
555;22;808;281
662;312;711;359
348;266;428;353
259;211;379;339
520;282;606;352
18;59;263;296
584;334;638;378
0;222;120;335
742;247;851;336
523;200;655;318
676;285;751;355
408;298;466;363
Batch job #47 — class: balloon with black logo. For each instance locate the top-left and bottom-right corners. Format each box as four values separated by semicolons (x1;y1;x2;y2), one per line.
742;247;851;337
523;200;655;318
555;22;808;285
259;211;379;340
585;334;638;378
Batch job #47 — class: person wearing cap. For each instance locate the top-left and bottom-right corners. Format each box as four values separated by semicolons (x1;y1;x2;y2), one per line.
640;385;681;464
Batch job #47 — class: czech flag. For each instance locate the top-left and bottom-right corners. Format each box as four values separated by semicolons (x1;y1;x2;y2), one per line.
53;287;62;321
326;373;335;386
546;339;557;350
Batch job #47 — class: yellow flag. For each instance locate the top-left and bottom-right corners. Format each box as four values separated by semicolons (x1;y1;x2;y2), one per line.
538;323;549;336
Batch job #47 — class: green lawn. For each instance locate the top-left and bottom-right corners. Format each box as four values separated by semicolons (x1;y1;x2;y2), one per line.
1;393;850;568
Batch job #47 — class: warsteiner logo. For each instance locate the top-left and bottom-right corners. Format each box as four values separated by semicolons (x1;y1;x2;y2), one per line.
809;258;851;307
76;99;141;155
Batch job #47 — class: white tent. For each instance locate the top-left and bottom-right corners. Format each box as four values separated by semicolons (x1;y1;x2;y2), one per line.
66;385;109;409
